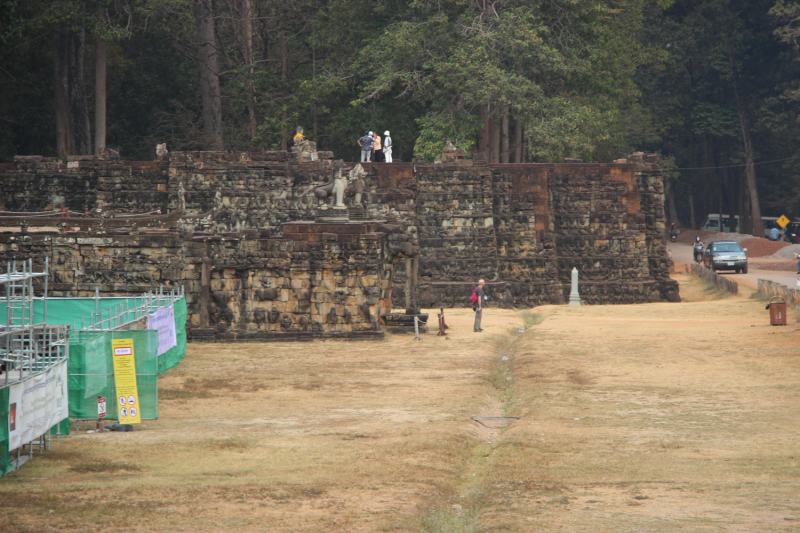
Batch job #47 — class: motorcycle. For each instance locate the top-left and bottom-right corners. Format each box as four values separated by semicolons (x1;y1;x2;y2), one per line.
670;231;678;243
693;242;704;263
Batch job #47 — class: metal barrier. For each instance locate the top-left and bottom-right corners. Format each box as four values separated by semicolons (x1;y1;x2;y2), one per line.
688;263;739;294
1;258;185;475
0;259;68;475
74;285;185;332
758;279;800;322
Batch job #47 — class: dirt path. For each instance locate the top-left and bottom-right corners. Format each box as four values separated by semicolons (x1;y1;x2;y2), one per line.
1;274;799;532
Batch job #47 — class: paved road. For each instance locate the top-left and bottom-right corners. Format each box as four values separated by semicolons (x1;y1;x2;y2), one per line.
667;242;800;290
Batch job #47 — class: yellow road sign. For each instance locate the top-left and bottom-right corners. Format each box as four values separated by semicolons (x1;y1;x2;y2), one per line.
112;339;141;424
777;215;791;229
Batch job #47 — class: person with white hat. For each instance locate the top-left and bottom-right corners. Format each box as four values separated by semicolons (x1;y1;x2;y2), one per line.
383;130;392;163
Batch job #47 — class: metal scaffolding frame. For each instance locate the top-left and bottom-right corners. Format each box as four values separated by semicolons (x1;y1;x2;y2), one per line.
1;259;68;475
71;285;185;332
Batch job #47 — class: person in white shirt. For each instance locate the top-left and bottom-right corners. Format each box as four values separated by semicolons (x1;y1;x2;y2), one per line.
383;130;392;163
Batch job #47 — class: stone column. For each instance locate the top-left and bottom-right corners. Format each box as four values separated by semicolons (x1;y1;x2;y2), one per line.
568;267;581;306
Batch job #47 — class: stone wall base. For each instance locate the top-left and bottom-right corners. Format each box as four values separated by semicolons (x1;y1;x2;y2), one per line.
189;329;385;342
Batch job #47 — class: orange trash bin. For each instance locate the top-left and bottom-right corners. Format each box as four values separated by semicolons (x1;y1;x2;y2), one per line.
769;296;787;326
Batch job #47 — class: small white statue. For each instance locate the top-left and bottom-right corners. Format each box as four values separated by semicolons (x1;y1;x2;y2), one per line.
333;163;347;207
156;143;168;157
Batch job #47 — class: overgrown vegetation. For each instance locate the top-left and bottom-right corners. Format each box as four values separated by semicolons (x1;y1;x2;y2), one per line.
419;504;479;533
4;1;798;223
522;311;544;330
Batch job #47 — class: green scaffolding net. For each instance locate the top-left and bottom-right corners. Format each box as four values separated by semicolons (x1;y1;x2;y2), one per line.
159;298;188;374
0;387;9;474
0;297;140;326
1;297;186;472
68;329;160;420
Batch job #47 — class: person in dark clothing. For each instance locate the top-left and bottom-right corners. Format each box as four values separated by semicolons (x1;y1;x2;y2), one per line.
473;279;485;332
358;130;374;162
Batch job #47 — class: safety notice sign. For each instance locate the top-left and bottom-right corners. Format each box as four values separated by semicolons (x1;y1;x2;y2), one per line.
112;339;141;424
777;215;791;228
98;396;106;419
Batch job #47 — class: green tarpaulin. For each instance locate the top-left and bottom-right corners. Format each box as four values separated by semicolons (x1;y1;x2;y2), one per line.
68;329;160;420
0;387;9;474
0;297;141;326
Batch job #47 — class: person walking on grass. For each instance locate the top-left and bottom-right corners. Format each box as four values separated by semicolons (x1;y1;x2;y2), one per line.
472;279;486;332
358;130;373;162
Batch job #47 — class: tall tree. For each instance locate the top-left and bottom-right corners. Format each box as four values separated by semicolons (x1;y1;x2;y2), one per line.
728;46;764;237
54;24;92;157
94;1;107;154
193;0;223;150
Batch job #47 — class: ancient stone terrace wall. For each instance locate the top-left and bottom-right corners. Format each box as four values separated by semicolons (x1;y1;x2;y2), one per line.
548;164;655;304
0;150;679;312
0;221;402;341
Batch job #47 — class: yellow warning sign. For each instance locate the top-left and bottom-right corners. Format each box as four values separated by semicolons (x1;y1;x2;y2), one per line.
777;215;791;229
111;339;141;424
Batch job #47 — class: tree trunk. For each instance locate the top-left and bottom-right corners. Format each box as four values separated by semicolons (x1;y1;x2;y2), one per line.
523;129;528;162
478;104;490;157
501;106;509;163
728;169;738;232
54;26;92;158
312;45;317;141
702;133;713;228
94;26;107;155
234;0;257;141
689;191;696;230
740;173;752;234
666;178;680;227
728;47;763;237
280;30;288;151
513;115;522;163
491;116;500;164
194;0;223;151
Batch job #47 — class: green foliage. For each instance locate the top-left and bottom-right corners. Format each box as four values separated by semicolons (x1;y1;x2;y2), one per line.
0;0;798;228
414;109;480;161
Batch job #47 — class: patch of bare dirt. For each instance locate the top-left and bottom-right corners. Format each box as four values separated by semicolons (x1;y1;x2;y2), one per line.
740;237;790;257
4;287;800;532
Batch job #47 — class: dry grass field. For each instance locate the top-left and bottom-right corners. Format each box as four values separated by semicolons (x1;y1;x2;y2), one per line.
1;273;800;532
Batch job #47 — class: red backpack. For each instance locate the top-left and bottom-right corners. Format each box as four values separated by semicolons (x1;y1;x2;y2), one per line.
470;287;479;304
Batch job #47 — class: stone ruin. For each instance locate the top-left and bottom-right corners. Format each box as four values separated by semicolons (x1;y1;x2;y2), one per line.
0;148;678;341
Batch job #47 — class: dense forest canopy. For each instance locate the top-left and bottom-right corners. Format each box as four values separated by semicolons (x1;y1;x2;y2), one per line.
2;0;800;230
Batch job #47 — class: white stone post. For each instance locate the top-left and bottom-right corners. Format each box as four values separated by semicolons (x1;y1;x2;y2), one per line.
568;267;581;306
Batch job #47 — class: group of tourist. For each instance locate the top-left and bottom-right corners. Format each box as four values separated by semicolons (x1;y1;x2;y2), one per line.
358;130;392;163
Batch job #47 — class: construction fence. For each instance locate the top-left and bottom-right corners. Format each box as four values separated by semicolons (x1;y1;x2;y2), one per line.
67;297;187;421
2;283;187;475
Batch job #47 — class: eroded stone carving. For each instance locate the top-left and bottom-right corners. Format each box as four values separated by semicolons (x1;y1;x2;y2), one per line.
303;160;366;208
291;126;317;161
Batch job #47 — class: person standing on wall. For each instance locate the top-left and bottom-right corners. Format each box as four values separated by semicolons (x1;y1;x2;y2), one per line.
472;279;486;332
358;130;373;163
383;130;392;163
373;131;383;162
